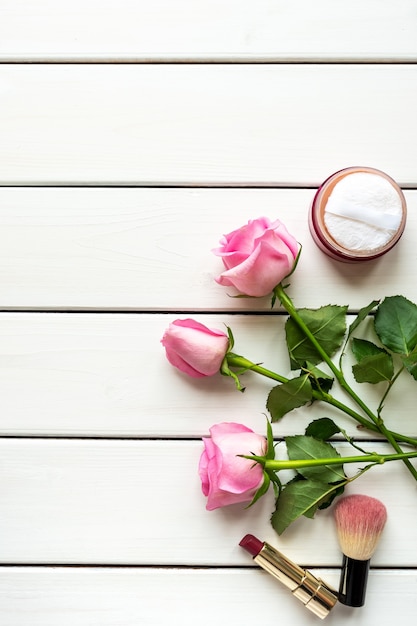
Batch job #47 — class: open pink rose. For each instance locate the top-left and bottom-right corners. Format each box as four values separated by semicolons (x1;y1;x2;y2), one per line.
213;217;299;297
161;319;229;378
199;422;267;510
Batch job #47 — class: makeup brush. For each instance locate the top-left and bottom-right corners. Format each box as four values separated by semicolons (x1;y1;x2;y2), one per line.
334;494;387;607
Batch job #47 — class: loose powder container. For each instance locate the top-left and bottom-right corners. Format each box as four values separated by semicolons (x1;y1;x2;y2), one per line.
309;166;407;262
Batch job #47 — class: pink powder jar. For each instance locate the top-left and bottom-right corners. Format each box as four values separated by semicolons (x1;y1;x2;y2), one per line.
309;166;407;262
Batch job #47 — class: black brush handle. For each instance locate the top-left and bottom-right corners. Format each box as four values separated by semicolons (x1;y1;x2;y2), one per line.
338;555;370;607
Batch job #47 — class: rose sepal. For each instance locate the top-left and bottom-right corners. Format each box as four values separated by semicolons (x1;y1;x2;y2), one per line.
271;244;302;308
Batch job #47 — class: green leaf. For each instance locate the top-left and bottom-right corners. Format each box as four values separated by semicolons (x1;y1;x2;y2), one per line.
285;435;345;483
317;483;346;511
352;352;394;384
401;345;417;380
303;362;334;393
351;338;387;362
266;375;313;422
285;305;348;369
351;338;394;383
305;418;341;440
347;300;379;338
271;478;342;534
374;295;417;355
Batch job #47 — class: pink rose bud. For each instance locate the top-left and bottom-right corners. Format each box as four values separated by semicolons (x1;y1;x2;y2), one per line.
161;319;229;378
213;217;300;297
199;422;267;510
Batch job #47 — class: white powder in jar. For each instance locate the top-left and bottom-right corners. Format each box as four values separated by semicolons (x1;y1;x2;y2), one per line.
323;172;403;253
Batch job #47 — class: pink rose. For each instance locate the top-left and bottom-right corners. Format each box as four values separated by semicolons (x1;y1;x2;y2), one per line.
199;422;267;510
213;217;299;297
161;319;229;378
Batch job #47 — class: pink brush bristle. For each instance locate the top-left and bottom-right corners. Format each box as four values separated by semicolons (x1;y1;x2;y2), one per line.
334;494;387;561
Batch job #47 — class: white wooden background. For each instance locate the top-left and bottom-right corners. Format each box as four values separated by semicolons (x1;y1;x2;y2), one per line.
1;2;417;624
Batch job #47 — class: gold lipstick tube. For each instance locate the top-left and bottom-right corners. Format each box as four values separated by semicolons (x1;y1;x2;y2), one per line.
240;534;338;619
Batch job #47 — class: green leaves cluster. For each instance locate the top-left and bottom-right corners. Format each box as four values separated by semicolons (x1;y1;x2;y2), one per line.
266;295;417;423
248;416;417;534
348;295;417;416
267;304;347;420
264;294;417;533
270;418;347;534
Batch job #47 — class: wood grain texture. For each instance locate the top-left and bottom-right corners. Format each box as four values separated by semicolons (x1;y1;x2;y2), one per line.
1;0;416;61
0;567;414;626
1;3;416;622
0;188;416;311
0;439;414;566
0;312;415;438
1;65;417;185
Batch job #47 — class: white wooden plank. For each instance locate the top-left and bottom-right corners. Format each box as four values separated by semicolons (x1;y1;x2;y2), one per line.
0;313;415;439
0;439;415;566
0;567;414;626
1;65;417;185
0;1;416;61
0;188;416;311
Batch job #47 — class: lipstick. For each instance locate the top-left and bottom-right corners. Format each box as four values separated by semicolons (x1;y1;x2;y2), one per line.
239;534;338;619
